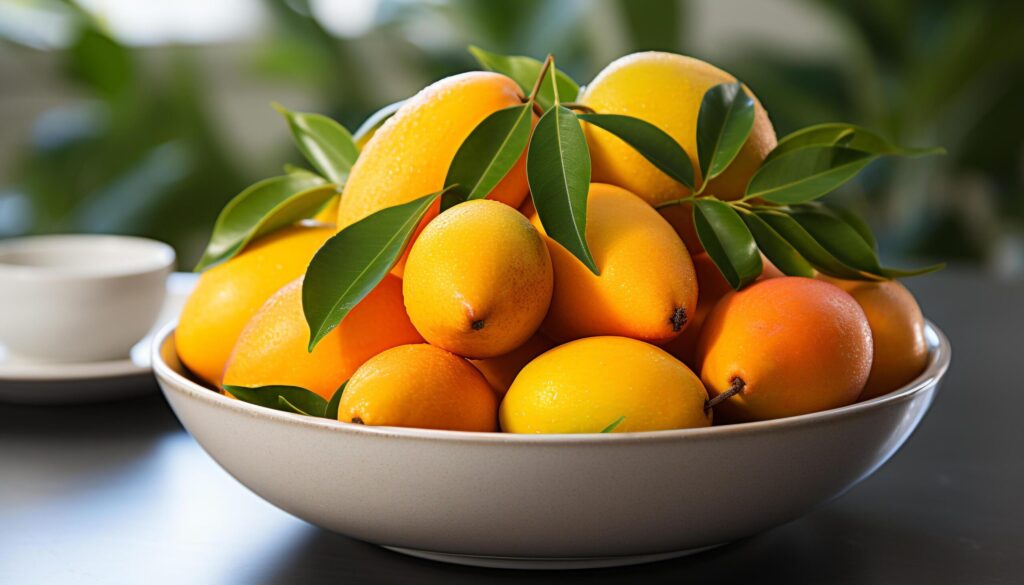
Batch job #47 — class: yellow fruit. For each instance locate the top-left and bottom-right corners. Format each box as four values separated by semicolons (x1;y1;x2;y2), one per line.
337;344;498;432
403;199;553;358
222;275;422;400
500;336;710;433
470;333;554;398
580;51;777;205
338;72;532;275
312;197;339;225
177;225;333;386
532;183;697;343
698;277;873;422
819;276;929;400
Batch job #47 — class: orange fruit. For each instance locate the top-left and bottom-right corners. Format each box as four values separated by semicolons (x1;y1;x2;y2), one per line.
698;277;873;422
500;336;710;433
176;225;333;386
403;200;553;358
337;344;498;431
470;333;554;398
222;275;422;400
338;71;532;276
532;183;697;344
819;276;929;399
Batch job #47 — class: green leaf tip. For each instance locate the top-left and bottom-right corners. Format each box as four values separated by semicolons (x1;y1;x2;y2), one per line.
601;416;626;433
468;45;579;111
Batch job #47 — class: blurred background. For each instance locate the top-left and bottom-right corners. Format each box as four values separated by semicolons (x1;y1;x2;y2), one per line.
1;0;1022;274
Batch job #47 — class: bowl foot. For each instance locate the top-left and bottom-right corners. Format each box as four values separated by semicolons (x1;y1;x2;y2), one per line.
382;543;724;570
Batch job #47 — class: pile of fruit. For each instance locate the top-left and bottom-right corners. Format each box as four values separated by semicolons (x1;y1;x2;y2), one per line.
176;49;940;433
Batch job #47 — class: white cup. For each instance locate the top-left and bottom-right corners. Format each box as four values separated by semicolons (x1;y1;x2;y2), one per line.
0;235;175;363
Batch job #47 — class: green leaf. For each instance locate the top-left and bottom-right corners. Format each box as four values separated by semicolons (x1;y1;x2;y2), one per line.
746;146;877;204
194;174;335;271
353;100;404;147
224;385;328;416
754;210;865;279
601;416;626;433
577;113;694;189
767;123;945;162
274;103;359;185
444;104;532;207
693;200;762;289
324;381;346;420
789;206;885;274
303;191;442;350
696;83;755;183
527;105;597;274
821;202;876;250
469;45;578;110
740;211;815;277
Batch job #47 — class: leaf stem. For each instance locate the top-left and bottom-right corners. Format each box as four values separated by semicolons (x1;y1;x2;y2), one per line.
654;195;696;210
561;102;596;114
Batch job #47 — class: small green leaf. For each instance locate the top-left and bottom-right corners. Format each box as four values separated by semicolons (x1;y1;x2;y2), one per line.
789;206;884;274
194;174;334;271
353;100;404;147
303;191;442;350
274;103;359;185
278;395;313;416
740;211;815;277
601;416;626;433
821;202;876;250
577;113;694;189
754;210;865;279
693;200;762;289
527;105;597;274
469;45;578;110
445;104;532;206
767;123;945;162
324;381;347;420
697;83;755;183
224;385;328;416
746;146;877;204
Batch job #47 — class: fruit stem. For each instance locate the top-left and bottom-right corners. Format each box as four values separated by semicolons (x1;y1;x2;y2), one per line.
705;377;745;411
528;54;555;104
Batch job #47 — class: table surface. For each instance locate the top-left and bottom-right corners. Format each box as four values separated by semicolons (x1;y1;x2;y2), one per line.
1;268;1021;585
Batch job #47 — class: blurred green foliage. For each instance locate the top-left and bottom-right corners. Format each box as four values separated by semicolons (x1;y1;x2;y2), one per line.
1;0;1022;269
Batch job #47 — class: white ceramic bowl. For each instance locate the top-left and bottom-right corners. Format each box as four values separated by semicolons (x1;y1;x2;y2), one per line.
0;235;175;362
154;321;950;570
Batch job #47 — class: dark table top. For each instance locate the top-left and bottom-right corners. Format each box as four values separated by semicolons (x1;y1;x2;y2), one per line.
1;268;1021;585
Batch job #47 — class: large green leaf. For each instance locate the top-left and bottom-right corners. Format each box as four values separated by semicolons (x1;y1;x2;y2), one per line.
740;211;815;277
469;45;578;110
303;191;442;350
274;103;359;184
444;104;532;208
224;385;328;417
353;100;404;147
693;200;762;289
696;83;755;183
527;105;597;274
577;113;694;189
767;123;945;162
746;146;877;204
754;209;865;279
821;202;877;250
194;174;335;271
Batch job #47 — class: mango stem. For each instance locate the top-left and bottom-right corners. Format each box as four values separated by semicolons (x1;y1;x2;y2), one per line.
705;377;745;411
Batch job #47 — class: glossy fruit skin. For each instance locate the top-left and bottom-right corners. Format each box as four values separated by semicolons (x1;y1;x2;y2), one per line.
222;275;422;400
697;277;873;422
580;51;777;206
663;253;783;368
404;200;553;359
532;183;698;344
819;276;929;400
500;336;711;433
337;344;498;432
177;225;333;387
470;333;554;398
338;72;531;275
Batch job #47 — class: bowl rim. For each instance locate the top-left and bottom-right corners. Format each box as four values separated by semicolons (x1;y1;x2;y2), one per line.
0;234;175;280
152;320;950;445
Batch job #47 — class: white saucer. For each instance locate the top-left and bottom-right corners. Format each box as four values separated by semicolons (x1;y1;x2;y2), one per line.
0;273;197;404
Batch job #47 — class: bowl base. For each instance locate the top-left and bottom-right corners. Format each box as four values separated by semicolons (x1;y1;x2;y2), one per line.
382;543;724;570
